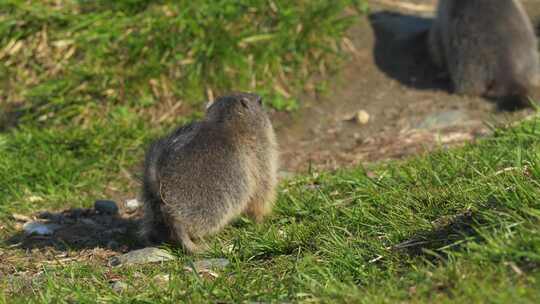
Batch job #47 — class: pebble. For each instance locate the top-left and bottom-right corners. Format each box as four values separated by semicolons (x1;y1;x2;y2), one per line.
109;247;175;266
94;200;119;215
125;198;142;213
22;221;61;236
355;110;370;125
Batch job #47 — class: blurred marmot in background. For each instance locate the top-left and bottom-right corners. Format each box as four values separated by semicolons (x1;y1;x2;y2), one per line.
140;92;278;253
428;0;540;109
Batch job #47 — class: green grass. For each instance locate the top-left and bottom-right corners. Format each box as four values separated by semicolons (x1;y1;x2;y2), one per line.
2;117;540;302
0;0;363;126
2;0;540;303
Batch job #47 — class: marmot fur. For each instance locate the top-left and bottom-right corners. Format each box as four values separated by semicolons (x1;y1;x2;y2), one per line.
140;92;278;253
428;0;540;108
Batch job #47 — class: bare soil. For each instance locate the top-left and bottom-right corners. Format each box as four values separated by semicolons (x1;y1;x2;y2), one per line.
274;0;540;173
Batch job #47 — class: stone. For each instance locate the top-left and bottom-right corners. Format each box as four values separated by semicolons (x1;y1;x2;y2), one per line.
94;200;119;215
124;198;142;213
109;247;175;266
355;110;370;125
22;221;61;236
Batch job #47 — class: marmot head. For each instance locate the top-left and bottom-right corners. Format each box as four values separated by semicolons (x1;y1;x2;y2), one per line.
205;92;270;131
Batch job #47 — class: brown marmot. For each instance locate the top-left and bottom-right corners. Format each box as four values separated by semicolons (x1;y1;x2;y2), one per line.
428;0;540;108
140;92;279;253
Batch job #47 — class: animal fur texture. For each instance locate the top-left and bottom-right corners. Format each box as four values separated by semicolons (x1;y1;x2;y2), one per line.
428;0;540;108
140;92;278;253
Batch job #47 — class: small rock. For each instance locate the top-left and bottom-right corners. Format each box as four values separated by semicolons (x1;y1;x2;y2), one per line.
109;247;175;266
355;110;370;125
125;198;142;213
94;200;119;215
192;258;230;271
111;281;127;293
23;221;61;236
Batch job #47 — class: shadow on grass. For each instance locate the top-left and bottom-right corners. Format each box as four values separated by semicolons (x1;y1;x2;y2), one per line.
5;208;145;252
368;11;449;92
392;210;481;260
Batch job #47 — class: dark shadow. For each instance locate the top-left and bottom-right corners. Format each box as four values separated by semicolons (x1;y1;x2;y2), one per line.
392;210;481;261
392;200;540;273
5;208;145;251
368;11;450;92
494;95;532;112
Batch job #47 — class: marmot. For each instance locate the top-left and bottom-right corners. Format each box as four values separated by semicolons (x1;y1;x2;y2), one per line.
428;0;540;108
140;92;279;253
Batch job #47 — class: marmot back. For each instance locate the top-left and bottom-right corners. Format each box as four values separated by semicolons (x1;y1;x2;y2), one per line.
428;0;540;109
140;92;278;253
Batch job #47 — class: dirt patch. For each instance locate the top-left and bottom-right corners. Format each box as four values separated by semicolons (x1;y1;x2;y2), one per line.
274;0;540;172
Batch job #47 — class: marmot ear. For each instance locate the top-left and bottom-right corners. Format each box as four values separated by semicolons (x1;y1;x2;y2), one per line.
256;95;263;105
240;98;249;108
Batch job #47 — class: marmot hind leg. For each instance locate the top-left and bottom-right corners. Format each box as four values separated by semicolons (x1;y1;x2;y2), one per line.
244;186;276;223
170;220;208;254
